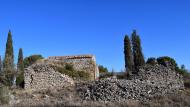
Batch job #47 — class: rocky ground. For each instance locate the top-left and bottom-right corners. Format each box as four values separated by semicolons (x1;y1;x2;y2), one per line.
77;78;181;102
4;86;190;107
77;65;184;102
1;64;189;107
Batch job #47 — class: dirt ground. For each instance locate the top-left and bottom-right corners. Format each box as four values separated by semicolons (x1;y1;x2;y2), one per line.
2;86;190;107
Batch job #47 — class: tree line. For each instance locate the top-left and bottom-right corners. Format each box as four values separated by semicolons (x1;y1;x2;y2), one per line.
0;30;43;87
124;30;145;76
124;30;189;77
0;30;24;86
1;30;189;87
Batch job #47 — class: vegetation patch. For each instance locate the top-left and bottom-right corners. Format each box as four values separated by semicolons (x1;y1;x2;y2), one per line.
24;55;44;68
0;86;10;104
51;63;90;81
16;71;24;88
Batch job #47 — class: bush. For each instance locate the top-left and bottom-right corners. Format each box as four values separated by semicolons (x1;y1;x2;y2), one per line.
78;71;90;80
146;57;157;65
55;65;78;78
65;63;74;71
24;55;43;68
16;71;24;88
52;64;90;81
0;86;10;104
156;56;190;81
98;65;108;73
157;56;178;70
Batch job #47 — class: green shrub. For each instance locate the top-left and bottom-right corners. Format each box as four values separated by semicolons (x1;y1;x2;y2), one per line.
146;57;157;65
78;71;90;80
24;55;43;68
16;71;24;88
54;66;78;78
52;64;90;81
0;86;10;104
98;65;108;73
156;56;190;76
157;56;178;70
65;63;74;71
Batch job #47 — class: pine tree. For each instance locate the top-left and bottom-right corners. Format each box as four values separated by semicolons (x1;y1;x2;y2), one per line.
124;35;133;72
131;30;145;70
3;30;15;85
17;48;24;72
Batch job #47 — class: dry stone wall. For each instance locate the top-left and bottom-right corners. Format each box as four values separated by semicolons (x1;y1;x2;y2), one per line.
130;64;184;89
77;65;184;101
24;54;99;90
24;63;74;90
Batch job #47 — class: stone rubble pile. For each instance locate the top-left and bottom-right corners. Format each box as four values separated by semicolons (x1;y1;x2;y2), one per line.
77;65;184;101
130;64;184;89
24;63;74;90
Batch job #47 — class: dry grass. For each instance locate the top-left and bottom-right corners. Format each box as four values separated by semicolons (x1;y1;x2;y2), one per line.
3;86;190;107
0;86;10;104
141;89;190;107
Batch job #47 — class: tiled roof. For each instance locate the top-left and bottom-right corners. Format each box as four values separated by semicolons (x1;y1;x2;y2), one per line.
48;54;94;60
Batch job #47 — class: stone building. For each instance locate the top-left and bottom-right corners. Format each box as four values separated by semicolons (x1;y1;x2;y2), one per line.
24;54;99;90
48;54;99;80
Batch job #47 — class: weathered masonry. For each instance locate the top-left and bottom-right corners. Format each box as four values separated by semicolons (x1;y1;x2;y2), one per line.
24;63;74;90
24;54;99;90
48;54;99;80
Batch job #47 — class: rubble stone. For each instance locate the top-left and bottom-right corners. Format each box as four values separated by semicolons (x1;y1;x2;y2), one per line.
24;63;74;90
77;65;184;101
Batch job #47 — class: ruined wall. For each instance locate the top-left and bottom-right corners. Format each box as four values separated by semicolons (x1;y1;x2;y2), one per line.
77;65;184;101
24;63;74;90
48;55;99;80
24;55;99;90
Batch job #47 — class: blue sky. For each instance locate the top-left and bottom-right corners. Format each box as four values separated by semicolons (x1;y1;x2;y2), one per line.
0;0;190;71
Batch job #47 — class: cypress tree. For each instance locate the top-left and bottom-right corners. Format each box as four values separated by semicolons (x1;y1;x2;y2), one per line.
17;48;24;72
16;48;24;87
0;56;2;72
124;35;133;72
131;30;145;70
3;30;15;85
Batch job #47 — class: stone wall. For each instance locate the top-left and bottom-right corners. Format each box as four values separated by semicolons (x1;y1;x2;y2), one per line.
24;63;74;90
130;64;184;88
77;65;184;101
48;54;99;80
24;54;99;90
